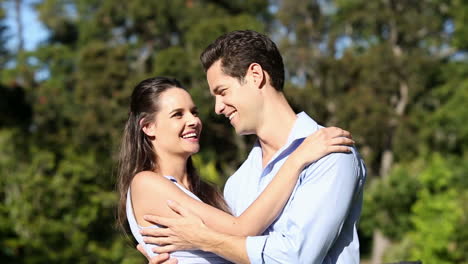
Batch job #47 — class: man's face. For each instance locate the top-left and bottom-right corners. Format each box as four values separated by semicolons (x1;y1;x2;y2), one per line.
206;60;260;135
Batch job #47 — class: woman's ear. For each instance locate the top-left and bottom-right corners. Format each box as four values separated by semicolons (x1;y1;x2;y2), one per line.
140;118;156;138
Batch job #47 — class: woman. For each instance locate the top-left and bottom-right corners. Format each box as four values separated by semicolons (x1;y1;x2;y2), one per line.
117;77;353;263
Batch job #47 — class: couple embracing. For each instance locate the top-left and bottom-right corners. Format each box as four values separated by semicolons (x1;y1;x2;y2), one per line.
117;30;367;264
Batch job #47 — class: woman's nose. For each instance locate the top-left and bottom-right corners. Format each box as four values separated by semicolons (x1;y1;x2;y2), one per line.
187;114;200;127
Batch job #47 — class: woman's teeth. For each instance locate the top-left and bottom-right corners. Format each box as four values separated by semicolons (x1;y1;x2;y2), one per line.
229;111;237;120
182;133;197;139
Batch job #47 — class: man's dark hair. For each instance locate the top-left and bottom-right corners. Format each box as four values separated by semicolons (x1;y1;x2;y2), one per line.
200;30;285;91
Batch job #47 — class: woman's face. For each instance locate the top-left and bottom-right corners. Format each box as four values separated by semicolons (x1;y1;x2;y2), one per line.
151;88;202;158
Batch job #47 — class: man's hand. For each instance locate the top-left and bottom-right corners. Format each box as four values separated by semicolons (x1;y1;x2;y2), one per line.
136;244;178;264
142;200;250;264
140;200;213;254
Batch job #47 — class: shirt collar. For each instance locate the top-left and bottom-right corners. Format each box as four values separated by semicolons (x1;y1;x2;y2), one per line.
250;112;321;167
285;112;321;144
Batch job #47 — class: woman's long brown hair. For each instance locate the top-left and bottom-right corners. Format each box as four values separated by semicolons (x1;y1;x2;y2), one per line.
117;77;229;234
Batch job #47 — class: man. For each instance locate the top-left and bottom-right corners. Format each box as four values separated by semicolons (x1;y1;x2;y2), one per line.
138;30;367;263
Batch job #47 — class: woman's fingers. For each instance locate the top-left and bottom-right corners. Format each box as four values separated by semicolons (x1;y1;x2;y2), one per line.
148;252;176;264
137;244;151;260
329;137;355;146
343;130;352;139
327;127;351;139
311;127;352;143
327;145;352;153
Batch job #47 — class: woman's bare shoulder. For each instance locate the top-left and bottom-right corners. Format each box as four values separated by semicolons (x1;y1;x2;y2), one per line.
130;170;178;197
130;171;182;223
132;170;163;186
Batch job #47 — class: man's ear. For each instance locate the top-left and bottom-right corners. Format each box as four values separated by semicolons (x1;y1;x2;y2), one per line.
247;63;266;89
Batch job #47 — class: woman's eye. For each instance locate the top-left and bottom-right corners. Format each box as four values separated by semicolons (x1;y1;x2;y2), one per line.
192;110;199;116
172;112;183;118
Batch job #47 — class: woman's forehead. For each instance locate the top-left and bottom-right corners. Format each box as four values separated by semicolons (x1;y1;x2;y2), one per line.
159;88;195;111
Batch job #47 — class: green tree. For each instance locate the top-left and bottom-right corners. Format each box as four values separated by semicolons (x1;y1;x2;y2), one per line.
274;0;460;262
408;154;466;263
0;2;8;68
0;0;272;263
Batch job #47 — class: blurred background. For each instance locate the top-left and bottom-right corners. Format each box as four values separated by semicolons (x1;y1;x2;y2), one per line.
0;0;467;263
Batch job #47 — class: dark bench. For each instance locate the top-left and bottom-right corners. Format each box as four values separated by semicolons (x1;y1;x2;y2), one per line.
387;262;422;264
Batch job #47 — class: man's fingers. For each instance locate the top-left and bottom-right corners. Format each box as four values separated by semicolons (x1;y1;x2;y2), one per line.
144;236;172;246
167;200;190;217
144;215;173;227
153;245;177;254
140;227;174;237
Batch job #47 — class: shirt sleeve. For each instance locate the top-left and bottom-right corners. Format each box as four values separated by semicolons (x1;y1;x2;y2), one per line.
246;235;268;263
223;175;237;215
246;151;362;264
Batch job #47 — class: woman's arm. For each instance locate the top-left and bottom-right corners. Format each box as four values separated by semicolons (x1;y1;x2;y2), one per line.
131;127;353;237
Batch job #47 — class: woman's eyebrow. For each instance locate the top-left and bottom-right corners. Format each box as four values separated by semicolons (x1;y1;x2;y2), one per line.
169;108;184;114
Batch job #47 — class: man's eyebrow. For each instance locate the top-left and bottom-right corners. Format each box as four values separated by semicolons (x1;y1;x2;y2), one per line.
212;85;224;95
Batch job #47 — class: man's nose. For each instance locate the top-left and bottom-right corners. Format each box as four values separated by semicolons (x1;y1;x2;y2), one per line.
214;97;225;115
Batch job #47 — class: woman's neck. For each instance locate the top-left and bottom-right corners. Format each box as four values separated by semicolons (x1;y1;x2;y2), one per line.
156;154;191;189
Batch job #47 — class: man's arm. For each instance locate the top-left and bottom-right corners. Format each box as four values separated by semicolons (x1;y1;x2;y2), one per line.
143;151;362;263
141;200;250;264
245;151;362;263
193;227;248;264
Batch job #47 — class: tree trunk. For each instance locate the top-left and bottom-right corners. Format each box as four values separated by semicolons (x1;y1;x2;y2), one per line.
371;80;408;264
371;229;392;264
371;6;410;261
15;0;24;53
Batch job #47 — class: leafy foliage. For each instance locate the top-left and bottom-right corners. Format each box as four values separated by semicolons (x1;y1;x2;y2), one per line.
0;0;467;263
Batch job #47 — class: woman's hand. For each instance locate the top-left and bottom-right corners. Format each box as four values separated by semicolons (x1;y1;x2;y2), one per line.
136;245;178;264
291;127;354;169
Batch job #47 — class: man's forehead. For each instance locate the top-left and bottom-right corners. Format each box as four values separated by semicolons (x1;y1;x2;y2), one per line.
207;67;224;91
206;60;225;79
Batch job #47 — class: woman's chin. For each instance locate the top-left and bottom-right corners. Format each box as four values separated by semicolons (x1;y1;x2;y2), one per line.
184;148;200;156
190;148;200;155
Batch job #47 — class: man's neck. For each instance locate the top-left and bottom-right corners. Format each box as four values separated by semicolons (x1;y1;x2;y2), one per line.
256;92;297;168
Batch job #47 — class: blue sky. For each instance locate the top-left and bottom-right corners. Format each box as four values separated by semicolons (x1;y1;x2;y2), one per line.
4;0;49;51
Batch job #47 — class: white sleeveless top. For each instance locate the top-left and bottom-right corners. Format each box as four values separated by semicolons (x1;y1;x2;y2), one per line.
126;176;228;264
